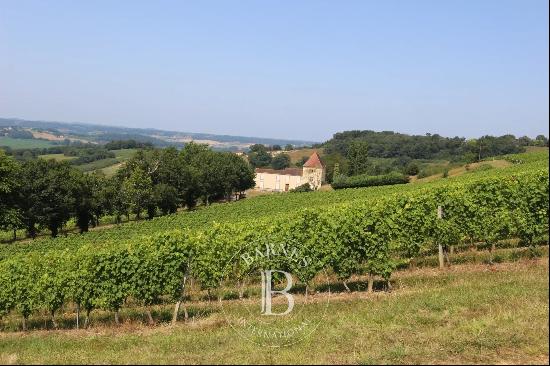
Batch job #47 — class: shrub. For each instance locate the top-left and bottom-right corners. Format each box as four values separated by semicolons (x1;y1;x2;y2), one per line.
331;172;409;190
404;163;420;176
290;183;313;193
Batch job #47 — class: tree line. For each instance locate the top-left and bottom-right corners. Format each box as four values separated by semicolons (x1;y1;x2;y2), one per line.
0;143;255;239
322;130;548;161
247;143;297;170
319;132;548;182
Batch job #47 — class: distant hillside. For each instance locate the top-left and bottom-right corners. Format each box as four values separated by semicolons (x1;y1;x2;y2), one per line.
321;130;548;161
0;117;316;151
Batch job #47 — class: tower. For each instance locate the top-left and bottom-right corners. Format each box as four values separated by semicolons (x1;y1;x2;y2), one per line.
302;152;325;190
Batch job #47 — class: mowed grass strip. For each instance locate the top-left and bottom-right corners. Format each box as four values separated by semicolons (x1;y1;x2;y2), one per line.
38;153;77;162
0;137;55;149
0;259;547;365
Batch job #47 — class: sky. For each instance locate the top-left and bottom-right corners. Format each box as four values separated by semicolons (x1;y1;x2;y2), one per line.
0;0;548;142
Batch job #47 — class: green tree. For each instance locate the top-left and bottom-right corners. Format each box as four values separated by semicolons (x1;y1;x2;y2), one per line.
122;167;153;219
296;156;309;167
271;153;291;170
222;153;255;200
535;135;548;147
322;152;348;182
347;140;370;176
248;144;272;168
73;172;105;233
153;184;179;215
404;162;420;176
179;143;211;208
0;151;23;240
18;159;76;237
248;151;272;168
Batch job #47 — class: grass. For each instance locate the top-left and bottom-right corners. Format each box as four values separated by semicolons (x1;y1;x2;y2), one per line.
0;137;56;149
98;162;124;177
413;159;512;183
284;148;325;164
81;149;136;175
112;148;138;160
0;258;547;364
525;146;549;153
38;153;76;162
77;158;120;172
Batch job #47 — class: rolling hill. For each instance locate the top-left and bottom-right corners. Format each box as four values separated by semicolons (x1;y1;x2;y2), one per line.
0;117;316;151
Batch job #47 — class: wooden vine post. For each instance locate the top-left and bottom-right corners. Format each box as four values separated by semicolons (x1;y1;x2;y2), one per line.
437;205;445;269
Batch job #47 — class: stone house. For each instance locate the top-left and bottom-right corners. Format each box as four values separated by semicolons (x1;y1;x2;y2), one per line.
254;152;326;191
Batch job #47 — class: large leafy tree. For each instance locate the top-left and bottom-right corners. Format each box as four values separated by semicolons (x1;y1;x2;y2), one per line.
73;172;106;233
217;153;255;200
153;183;179;215
122;167;153;219
0;151;23;239
271;153;291;170
346;140;370;176
99;176;130;223
18;159;77;237
247;144;272;168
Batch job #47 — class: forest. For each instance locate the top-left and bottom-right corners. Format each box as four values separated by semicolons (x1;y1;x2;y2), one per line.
0;143;255;239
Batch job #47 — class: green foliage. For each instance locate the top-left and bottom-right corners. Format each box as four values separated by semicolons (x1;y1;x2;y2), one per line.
323;130;534;161
122;167;153;219
18;159;77;237
332;172;409;189
271;153;291;170
404;162;420;176
0;151;23;236
346;140;370;175
0;151;547;328
248;144;272;168
290;183;313;193
153;184;179;215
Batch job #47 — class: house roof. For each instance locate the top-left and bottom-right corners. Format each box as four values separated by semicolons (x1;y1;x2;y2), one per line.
303;152;324;168
255;168;303;176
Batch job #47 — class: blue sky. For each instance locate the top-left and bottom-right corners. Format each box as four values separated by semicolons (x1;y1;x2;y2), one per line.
0;0;548;141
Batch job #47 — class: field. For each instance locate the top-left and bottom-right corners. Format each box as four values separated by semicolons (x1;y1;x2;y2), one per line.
112;148;138;160
412;159;513;183
283;148;325;164
0;149;548;364
0;259;547;364
76;158;120;172
0;149;547;259
0;137;56;149
76;148;137;174
38;153;77;162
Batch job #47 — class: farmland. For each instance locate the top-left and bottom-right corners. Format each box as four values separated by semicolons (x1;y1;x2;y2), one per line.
0;260;547;364
1;149;547;259
2;0;548;363
0;149;548;364
0;137;56;149
76;148;138;173
37;153;77;162
35;148;138;175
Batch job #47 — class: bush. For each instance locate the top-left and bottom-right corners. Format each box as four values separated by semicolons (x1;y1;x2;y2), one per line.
331;172;409;189
290;183;313;193
404;162;420;176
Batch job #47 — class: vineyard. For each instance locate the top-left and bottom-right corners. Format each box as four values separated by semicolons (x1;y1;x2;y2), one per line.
0;150;548;331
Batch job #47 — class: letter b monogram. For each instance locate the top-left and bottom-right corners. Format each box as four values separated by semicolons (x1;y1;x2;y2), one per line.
260;270;295;316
